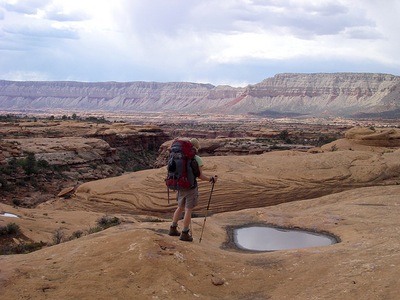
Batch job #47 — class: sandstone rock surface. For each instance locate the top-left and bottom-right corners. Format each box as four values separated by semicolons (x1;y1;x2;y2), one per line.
1;128;400;299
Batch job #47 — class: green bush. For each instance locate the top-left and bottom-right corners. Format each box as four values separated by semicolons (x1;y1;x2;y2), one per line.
0;222;21;236
37;159;50;169
6;222;21;235
96;215;121;229
70;230;84;240
1;241;46;255
20;152;37;175
87;226;103;234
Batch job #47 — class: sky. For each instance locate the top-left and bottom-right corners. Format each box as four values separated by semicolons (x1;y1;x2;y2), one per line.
0;0;399;87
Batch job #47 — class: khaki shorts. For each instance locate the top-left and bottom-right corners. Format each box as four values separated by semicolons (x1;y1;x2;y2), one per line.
176;187;199;209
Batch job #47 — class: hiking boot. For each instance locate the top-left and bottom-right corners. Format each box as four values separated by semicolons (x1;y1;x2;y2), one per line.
179;230;193;242
168;225;180;236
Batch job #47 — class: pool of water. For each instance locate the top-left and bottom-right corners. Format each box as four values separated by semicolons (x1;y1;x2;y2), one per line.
0;212;19;218
233;226;338;251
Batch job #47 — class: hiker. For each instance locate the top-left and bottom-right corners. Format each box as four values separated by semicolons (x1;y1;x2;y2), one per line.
169;138;217;242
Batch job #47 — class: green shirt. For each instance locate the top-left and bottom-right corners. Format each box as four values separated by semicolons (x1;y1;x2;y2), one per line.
194;155;203;168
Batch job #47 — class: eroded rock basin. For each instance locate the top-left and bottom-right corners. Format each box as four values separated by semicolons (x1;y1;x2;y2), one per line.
232;225;339;251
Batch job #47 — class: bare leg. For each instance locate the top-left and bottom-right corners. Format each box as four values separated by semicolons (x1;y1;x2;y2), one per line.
182;207;193;229
172;206;184;224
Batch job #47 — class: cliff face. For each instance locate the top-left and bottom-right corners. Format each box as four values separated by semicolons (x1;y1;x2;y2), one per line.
0;121;170;207
227;73;400;116
1;73;399;117
0;80;241;113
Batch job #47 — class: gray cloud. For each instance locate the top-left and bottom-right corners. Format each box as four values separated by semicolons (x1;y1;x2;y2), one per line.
120;0;377;39
0;0;399;84
2;0;52;14
344;27;384;40
231;1;376;38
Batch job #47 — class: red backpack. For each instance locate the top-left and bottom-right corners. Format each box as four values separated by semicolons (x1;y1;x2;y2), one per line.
165;140;200;191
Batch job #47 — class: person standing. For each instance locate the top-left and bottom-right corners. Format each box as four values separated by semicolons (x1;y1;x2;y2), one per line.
169;138;217;242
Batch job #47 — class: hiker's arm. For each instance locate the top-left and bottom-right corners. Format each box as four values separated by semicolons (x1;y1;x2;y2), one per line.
198;166;218;183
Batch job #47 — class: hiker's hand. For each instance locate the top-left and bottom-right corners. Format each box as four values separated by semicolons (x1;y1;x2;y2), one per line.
209;175;218;183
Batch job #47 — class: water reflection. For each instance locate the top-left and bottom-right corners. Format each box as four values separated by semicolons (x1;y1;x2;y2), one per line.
234;226;337;251
0;212;19;218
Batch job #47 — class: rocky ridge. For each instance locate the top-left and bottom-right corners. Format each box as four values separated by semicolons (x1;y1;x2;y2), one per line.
0;120;169;207
1;73;400;117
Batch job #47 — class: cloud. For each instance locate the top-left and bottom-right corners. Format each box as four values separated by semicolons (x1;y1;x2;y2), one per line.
43;8;89;22
0;0;399;85
2;70;50;81
3;0;52;14
3;24;79;39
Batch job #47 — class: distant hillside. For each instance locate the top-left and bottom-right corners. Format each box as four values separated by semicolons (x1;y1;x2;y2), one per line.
1;73;399;117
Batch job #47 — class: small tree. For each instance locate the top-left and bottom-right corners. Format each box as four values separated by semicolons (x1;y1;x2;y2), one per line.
278;130;292;144
22;152;37;175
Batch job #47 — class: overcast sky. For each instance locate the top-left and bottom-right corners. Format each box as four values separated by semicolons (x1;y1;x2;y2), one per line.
1;0;399;86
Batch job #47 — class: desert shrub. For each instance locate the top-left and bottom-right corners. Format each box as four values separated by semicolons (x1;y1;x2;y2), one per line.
0;222;21;236
96;215;121;229
317;134;337;146
21;152;37;175
6;222;21;235
7;157;17;170
70;230;84;240
12;198;21;206
14;152;52;176
37;159;50;169
52;228;66;244
278;130;292;143
84;116;110;124
1;241;46;255
0;226;6;236
87;226;103;234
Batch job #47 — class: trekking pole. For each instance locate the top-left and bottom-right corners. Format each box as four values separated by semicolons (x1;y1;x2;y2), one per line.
199;177;216;243
167;185;170;204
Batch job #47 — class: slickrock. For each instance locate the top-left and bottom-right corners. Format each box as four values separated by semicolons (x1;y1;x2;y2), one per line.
54;130;400;216
1;185;399;299
0;127;399;299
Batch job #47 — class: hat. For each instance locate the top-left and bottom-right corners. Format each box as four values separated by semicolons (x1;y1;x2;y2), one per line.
190;138;200;151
